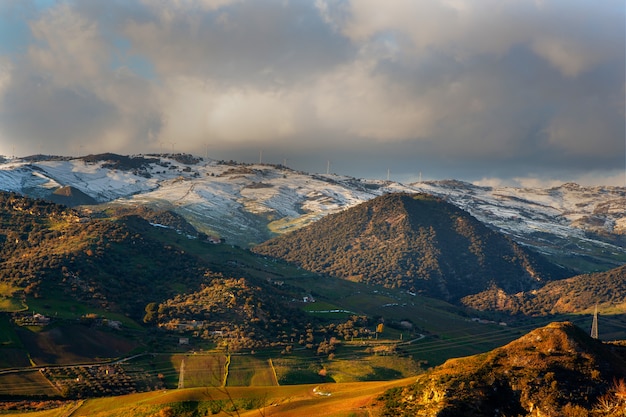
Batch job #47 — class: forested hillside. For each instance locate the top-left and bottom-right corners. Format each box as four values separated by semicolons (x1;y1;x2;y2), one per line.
253;193;570;301
0;191;380;352
0;191;216;318
462;264;626;315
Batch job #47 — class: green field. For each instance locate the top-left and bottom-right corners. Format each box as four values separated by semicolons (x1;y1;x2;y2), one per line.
0;314;21;346
323;354;420;384
0;283;26;313
0;233;609;407
225;355;278;387
170;353;227;388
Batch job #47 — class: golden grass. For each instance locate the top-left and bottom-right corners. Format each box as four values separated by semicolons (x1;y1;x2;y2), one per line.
0;282;20;297
0;297;26;312
5;379;415;417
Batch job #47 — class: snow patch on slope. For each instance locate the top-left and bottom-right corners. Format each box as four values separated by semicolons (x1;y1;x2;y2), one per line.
0;155;623;268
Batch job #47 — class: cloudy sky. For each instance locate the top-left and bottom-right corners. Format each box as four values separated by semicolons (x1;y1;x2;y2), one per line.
0;0;623;186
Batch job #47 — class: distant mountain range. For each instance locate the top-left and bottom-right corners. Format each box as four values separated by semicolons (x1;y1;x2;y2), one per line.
0;153;624;272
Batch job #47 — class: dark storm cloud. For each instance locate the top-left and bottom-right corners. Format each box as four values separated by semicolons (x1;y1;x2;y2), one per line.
0;0;623;186
1;75;117;149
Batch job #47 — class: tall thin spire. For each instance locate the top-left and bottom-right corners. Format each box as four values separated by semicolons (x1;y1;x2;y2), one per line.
590;304;598;339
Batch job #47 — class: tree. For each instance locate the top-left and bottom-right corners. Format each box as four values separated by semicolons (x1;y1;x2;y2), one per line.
143;302;158;324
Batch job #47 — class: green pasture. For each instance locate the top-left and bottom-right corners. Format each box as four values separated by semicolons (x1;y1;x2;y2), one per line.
322;354;420;383
0;379;417;417
0;297;26;312
169;353;227;388
24;291;142;330
225;355;277;387
0;314;21;346
271;353;329;385
0;282;26;313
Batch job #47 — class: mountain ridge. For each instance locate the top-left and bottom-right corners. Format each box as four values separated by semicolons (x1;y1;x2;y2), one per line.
0;153;624;272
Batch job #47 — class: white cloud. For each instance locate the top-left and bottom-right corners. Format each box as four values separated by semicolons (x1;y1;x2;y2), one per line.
311;59;435;141
338;0;534;57
157;78;298;146
531;37;595;78
208;89;296;142
338;0;621;77
27;3;108;86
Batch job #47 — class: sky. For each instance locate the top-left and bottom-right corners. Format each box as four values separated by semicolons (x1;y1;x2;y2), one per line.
0;0;624;187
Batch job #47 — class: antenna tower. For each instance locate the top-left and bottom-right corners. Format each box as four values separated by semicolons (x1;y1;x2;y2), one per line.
178;358;185;389
590;304;598;339
326;160;330;175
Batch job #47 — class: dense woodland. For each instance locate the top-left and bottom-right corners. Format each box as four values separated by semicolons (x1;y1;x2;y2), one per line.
253;193;570;301
0;191;213;317
0;191;377;351
461;264;626;315
151;277;374;351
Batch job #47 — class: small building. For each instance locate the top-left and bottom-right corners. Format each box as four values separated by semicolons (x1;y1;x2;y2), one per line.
179;337;190;345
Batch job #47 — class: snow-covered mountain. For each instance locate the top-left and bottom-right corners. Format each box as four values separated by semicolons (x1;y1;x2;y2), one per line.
0;154;623;272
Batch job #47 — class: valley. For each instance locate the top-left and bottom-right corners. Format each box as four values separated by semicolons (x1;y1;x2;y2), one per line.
0;154;624;416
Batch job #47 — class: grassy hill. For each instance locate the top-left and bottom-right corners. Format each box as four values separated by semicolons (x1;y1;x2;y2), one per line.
379;321;626;416
252;193;570;301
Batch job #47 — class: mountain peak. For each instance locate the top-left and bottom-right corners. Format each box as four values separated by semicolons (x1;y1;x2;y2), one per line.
253;192;569;300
